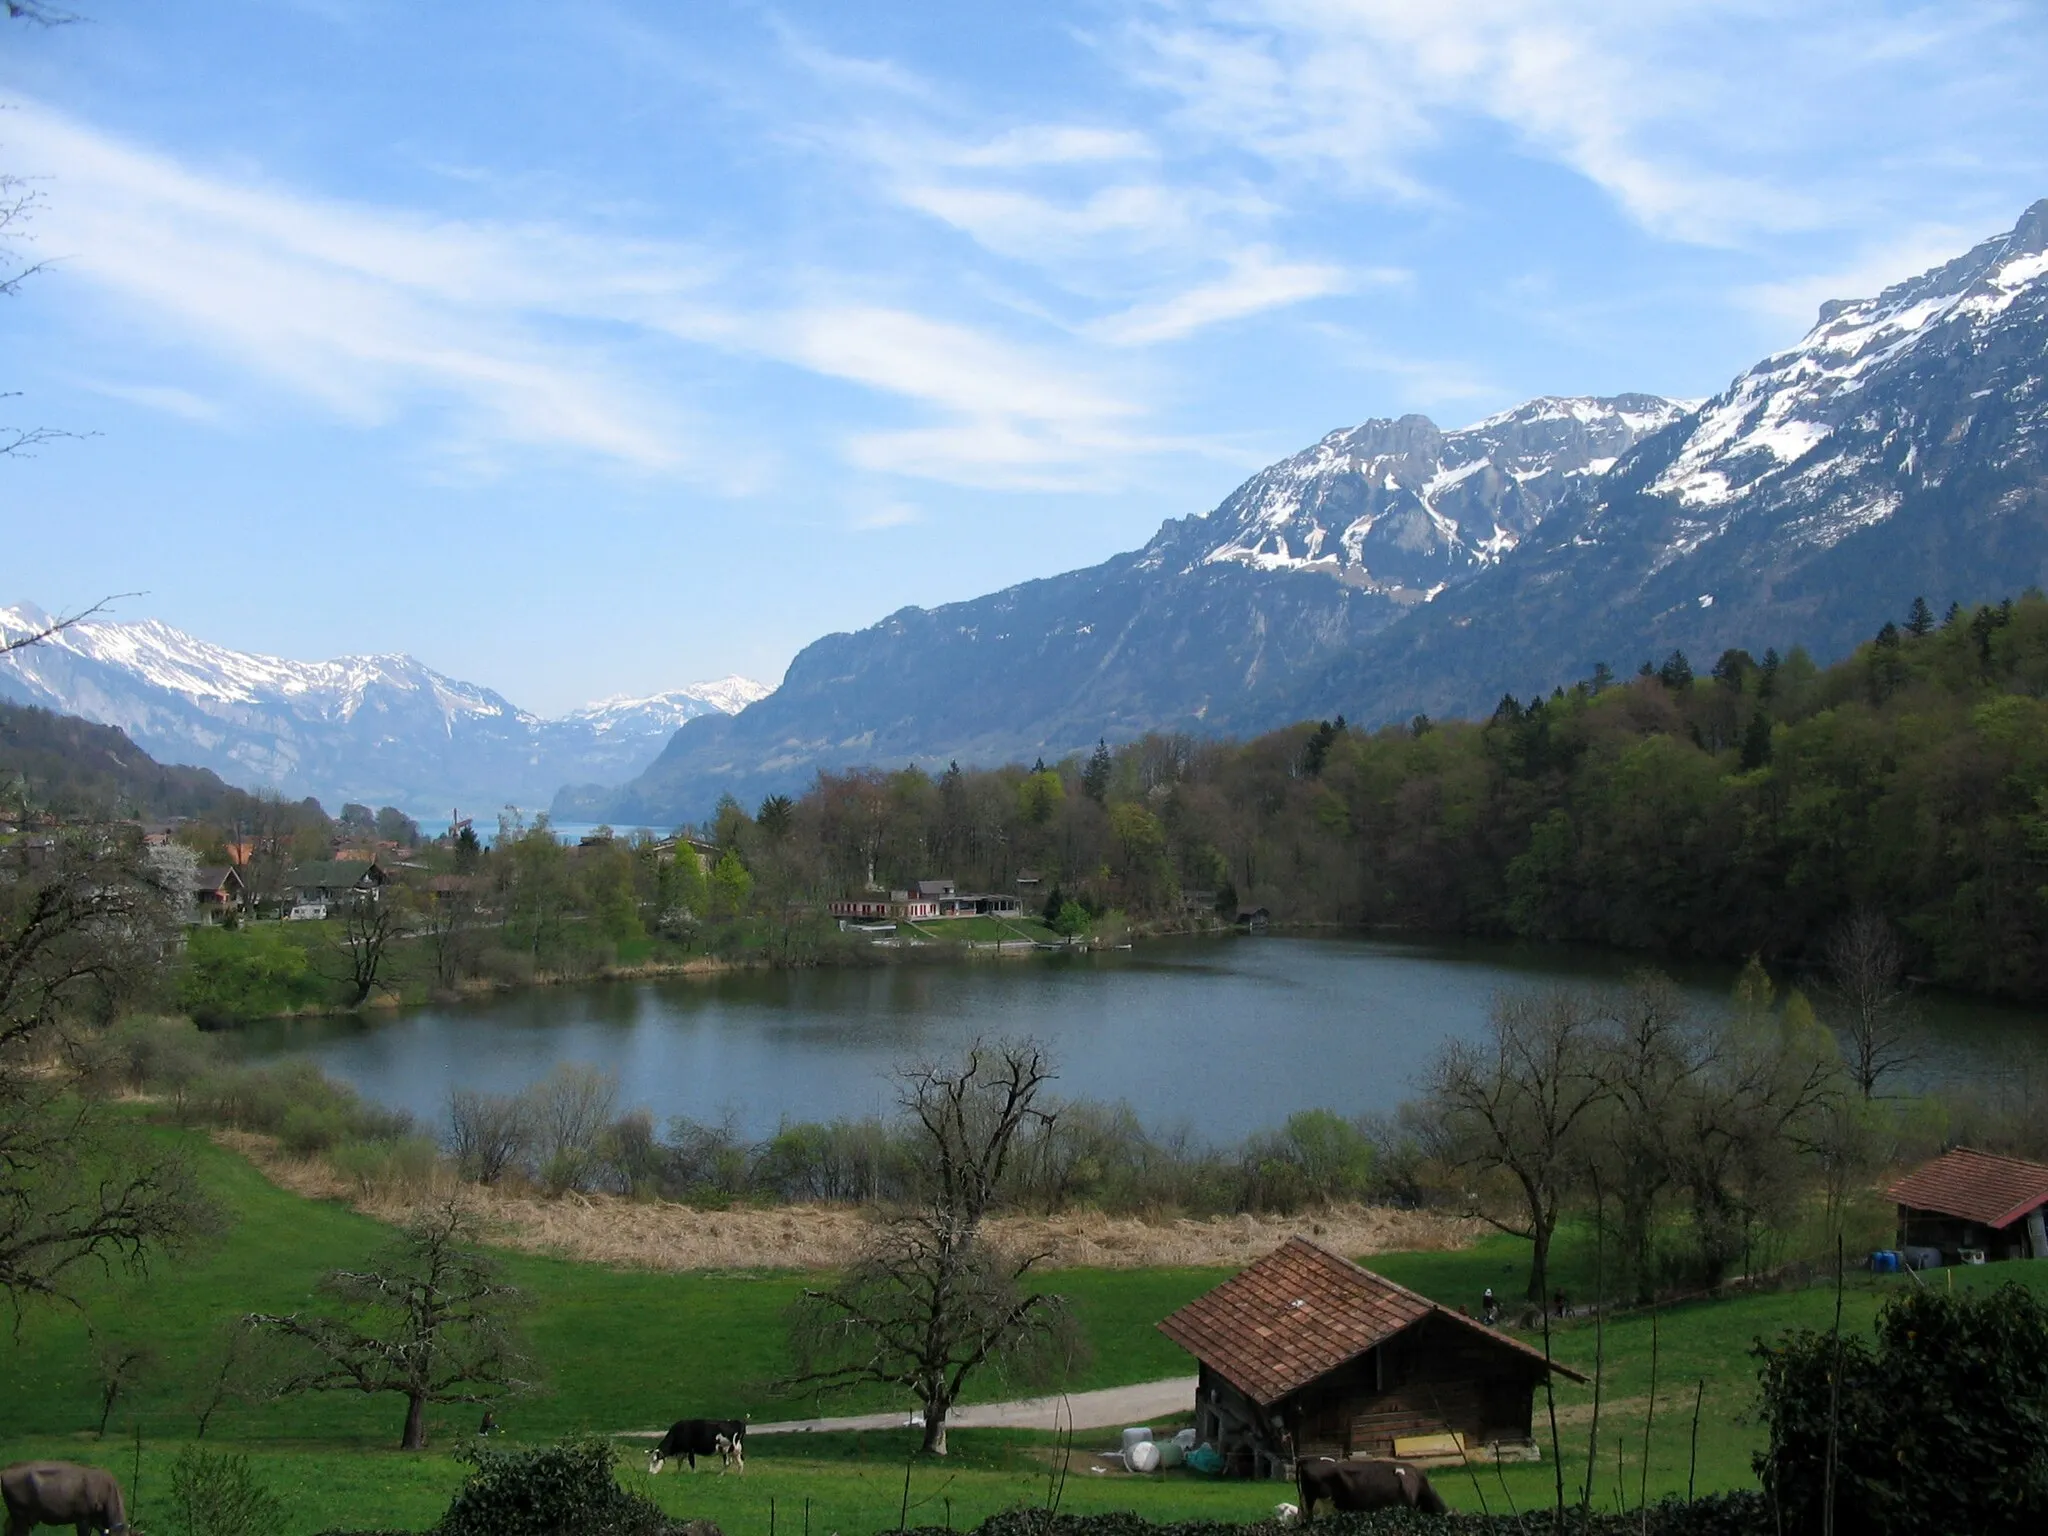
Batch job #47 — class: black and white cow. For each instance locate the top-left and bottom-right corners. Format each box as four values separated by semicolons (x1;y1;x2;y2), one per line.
648;1419;746;1476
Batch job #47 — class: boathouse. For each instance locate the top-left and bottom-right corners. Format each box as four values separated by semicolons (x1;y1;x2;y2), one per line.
1157;1237;1585;1479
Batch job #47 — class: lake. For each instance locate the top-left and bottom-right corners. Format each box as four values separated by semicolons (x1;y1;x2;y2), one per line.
246;934;2048;1144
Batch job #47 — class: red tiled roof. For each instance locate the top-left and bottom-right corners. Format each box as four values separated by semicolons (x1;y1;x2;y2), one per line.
1155;1236;1582;1406
1887;1147;2048;1229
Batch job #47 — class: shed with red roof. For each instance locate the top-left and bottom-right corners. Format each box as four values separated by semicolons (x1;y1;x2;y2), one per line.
1888;1147;2048;1263
1156;1237;1584;1479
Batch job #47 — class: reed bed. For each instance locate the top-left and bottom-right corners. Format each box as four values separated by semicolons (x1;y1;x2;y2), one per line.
216;1131;1479;1271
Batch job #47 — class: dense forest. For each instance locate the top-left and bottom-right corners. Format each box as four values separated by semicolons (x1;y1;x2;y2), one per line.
0;699;249;818
688;593;2048;1000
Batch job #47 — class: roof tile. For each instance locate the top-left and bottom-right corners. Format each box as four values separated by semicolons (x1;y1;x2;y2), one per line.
1155;1237;1581;1406
1887;1147;2048;1229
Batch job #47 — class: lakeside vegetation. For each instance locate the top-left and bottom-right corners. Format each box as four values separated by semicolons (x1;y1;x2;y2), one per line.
629;591;2048;1003
29;592;2048;1025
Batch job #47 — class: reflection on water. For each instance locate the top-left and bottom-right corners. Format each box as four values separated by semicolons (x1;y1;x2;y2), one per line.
243;934;2048;1142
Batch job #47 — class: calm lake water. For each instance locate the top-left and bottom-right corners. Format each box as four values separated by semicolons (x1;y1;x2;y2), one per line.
245;935;2048;1143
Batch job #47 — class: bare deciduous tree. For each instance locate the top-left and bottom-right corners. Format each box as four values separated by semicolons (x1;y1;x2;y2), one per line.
1422;989;1614;1302
1824;910;1917;1098
447;1089;531;1186
333;888;403;1005
1;826;219;1315
249;1202;532;1450
783;1040;1081;1454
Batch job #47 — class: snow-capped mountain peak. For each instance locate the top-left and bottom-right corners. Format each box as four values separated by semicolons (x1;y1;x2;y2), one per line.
565;675;772;733
0;604;773;813
1649;198;2048;515
1181;393;1691;599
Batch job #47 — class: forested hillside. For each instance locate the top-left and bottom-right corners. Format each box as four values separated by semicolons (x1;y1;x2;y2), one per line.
709;593;2048;1000
0;698;243;818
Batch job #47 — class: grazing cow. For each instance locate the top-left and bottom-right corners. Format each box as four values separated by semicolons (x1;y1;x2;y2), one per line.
1295;1457;1447;1518
648;1419;746;1476
2;1463;129;1536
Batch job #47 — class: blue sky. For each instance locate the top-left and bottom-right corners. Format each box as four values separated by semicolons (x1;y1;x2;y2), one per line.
4;0;2046;713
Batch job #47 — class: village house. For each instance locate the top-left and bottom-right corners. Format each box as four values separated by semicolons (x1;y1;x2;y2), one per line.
285;858;388;909
190;864;246;920
827;890;941;922
1889;1146;2048;1263
1157;1238;1585;1479
829;878;1026;923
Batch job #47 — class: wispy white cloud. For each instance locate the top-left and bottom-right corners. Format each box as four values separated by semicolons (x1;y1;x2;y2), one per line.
9;99;707;472
1111;0;2045;249
1094;248;1388;345
5;98;1177;492
849;501;922;531
76;378;224;423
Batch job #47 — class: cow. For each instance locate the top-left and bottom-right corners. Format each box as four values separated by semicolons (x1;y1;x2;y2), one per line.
1295;1456;1447;1518
648;1419;746;1476
2;1463;129;1536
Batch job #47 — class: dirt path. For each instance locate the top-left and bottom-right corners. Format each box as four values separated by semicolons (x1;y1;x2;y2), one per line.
616;1377;1199;1439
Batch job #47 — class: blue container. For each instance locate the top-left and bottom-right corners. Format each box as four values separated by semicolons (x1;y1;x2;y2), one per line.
1868;1249;1901;1274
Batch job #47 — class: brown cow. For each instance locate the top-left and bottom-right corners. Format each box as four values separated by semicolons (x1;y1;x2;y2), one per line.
2;1463;129;1536
1296;1456;1448;1517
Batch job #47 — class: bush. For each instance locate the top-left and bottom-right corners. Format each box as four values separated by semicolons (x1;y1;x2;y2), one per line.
166;1448;287;1536
1755;1282;2048;1534
328;1135;443;1196
438;1438;668;1536
280;1102;353;1156
178;925;329;1024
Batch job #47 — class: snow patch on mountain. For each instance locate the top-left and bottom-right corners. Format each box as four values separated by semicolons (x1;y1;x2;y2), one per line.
1648;200;2048;522
1187;394;1692;597
0;603;771;811
566;676;773;733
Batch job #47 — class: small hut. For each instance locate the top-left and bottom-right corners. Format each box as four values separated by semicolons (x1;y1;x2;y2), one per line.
1156;1237;1585;1478
1888;1147;2048;1263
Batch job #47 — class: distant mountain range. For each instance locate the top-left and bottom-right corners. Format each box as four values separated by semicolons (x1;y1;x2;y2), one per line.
0;605;768;817
573;198;2048;825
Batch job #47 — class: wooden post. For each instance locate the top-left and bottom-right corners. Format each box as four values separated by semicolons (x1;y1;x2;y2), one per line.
1639;1308;1659;1519
1686;1379;1704;1504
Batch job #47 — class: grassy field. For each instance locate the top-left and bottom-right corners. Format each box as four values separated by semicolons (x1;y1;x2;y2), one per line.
6;1129;2046;1534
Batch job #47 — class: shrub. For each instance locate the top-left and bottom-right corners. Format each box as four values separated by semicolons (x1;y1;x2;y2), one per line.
1755;1282;2048;1534
280;1103;352;1156
178;925;328;1024
166;1449;287;1536
438;1438;668;1536
327;1135;443;1196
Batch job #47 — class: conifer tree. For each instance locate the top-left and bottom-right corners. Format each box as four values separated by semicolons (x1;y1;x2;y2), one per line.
1082;740;1112;804
1906;596;1935;637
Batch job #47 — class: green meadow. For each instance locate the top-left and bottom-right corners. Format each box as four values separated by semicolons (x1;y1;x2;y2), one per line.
6;1127;2044;1534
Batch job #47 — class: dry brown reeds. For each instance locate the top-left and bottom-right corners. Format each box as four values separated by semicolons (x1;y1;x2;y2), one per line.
217;1130;1480;1271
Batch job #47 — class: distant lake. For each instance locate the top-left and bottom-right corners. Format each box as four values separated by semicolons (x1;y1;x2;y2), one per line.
244;935;2048;1143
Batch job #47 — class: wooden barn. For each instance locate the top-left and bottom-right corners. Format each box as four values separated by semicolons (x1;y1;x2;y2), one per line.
1889;1147;2048;1263
1157;1237;1585;1479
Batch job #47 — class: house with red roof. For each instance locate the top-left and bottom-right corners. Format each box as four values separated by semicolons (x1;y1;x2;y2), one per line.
1156;1237;1585;1479
1888;1147;2048;1263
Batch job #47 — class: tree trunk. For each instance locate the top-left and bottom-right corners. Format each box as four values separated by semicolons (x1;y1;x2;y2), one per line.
1527;1214;1553;1305
921;1394;949;1455
401;1391;428;1450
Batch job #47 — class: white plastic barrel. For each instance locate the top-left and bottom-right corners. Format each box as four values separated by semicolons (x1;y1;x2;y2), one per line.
1121;1426;1155;1453
1124;1440;1161;1473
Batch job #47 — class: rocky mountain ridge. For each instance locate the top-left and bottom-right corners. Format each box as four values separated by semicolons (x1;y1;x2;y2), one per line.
0;605;767;815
